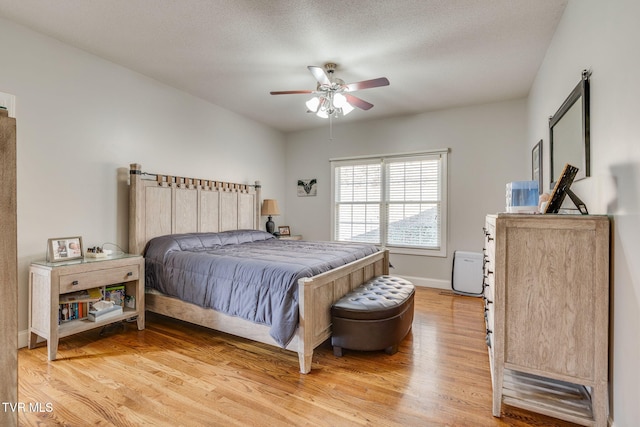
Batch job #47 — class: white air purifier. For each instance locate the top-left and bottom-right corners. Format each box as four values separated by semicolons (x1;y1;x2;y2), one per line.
452;251;484;296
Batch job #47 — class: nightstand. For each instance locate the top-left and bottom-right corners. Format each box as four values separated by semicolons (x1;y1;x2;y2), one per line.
278;235;302;240
28;254;145;361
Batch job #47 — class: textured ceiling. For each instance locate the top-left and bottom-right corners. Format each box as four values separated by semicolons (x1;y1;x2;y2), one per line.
0;0;568;133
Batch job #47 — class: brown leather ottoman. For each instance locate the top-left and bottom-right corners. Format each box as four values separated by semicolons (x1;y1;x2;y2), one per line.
331;275;415;357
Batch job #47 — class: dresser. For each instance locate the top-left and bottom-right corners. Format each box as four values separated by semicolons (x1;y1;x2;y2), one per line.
483;214;609;427
0;109;17;427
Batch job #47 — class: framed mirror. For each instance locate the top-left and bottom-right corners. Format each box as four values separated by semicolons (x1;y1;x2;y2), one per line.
549;70;590;189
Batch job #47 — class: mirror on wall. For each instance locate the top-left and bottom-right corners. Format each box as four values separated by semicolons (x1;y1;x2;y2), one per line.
549;70;590;189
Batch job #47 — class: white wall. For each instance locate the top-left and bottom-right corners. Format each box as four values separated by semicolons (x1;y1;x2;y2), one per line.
285;99;528;286
0;18;287;337
527;0;640;424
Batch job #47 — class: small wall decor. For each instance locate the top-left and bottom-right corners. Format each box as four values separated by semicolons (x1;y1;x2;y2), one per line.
47;236;83;262
532;140;543;194
278;226;291;236
297;179;317;196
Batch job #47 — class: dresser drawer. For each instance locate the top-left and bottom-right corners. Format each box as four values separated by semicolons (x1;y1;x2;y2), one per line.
59;264;140;293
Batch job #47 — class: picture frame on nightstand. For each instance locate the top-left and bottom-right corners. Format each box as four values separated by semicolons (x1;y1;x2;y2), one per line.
47;236;83;262
278;226;291;236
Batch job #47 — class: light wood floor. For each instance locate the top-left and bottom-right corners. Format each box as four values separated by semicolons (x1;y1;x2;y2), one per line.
18;287;578;426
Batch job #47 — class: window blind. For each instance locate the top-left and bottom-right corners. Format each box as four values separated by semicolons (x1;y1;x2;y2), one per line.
331;150;447;255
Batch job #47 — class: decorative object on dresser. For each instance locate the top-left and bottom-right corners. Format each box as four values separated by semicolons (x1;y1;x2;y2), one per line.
128;163;389;373
261;198;280;234
483;214;609;426
544;163;588;214
28;254;145;361
0;103;17;427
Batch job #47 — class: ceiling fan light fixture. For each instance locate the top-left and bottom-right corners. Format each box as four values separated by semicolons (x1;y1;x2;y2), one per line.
333;92;347;108
305;97;320;112
341;102;354;115
270;63;389;135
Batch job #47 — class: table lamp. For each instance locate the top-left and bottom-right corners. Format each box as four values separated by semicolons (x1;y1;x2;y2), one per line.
261;199;280;234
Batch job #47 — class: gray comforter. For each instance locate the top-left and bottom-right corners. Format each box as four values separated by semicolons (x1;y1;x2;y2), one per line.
144;230;379;347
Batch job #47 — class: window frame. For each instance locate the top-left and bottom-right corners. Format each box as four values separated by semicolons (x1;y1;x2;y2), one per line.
330;149;448;257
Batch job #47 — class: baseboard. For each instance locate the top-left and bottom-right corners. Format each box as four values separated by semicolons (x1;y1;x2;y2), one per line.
395;275;450;290
18;329;30;349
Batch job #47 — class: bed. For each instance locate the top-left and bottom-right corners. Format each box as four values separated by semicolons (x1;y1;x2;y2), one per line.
128;163;389;373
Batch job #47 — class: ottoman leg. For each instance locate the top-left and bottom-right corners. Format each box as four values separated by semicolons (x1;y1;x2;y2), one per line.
384;344;398;355
333;346;344;357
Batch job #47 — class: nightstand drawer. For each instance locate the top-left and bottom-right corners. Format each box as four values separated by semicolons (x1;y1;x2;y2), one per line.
59;265;140;293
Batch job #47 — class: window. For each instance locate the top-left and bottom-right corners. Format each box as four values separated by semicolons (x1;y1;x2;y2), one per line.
331;150;448;256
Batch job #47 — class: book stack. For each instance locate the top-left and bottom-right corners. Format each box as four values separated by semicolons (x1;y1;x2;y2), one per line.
59;302;89;322
88;300;123;322
58;288;103;324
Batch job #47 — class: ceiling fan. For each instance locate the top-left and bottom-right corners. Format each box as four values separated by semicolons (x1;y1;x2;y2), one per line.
270;63;390;119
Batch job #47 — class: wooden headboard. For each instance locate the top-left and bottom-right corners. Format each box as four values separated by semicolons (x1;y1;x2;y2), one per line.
128;163;261;254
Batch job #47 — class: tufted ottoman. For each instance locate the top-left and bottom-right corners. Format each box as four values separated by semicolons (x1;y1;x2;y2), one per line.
331;275;415;357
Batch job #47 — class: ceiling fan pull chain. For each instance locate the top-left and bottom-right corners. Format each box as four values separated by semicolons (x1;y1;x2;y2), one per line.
329;114;334;140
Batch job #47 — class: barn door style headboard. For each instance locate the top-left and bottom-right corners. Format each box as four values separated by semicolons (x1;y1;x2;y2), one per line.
129;163;261;254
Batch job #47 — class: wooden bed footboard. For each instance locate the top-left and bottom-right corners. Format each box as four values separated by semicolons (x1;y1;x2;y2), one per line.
296;249;389;373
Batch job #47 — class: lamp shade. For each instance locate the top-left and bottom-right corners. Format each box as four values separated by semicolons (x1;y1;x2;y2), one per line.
261;199;280;216
305;97;320;112
333;93;347;108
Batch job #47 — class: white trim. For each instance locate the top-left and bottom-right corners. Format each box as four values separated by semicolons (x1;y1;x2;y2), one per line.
388;246;448;258
393;274;450;290
18;329;32;349
330;148;450;163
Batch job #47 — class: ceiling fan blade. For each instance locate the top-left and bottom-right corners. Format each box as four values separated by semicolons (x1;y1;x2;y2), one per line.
308;66;331;86
345;94;374;110
270;90;315;95
346;77;390;92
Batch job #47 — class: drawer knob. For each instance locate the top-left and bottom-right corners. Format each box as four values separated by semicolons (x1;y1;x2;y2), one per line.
127;272;133;277
72;280;79;286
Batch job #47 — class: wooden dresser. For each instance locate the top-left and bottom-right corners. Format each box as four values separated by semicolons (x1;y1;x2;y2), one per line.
483;214;609;427
0;109;17;427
